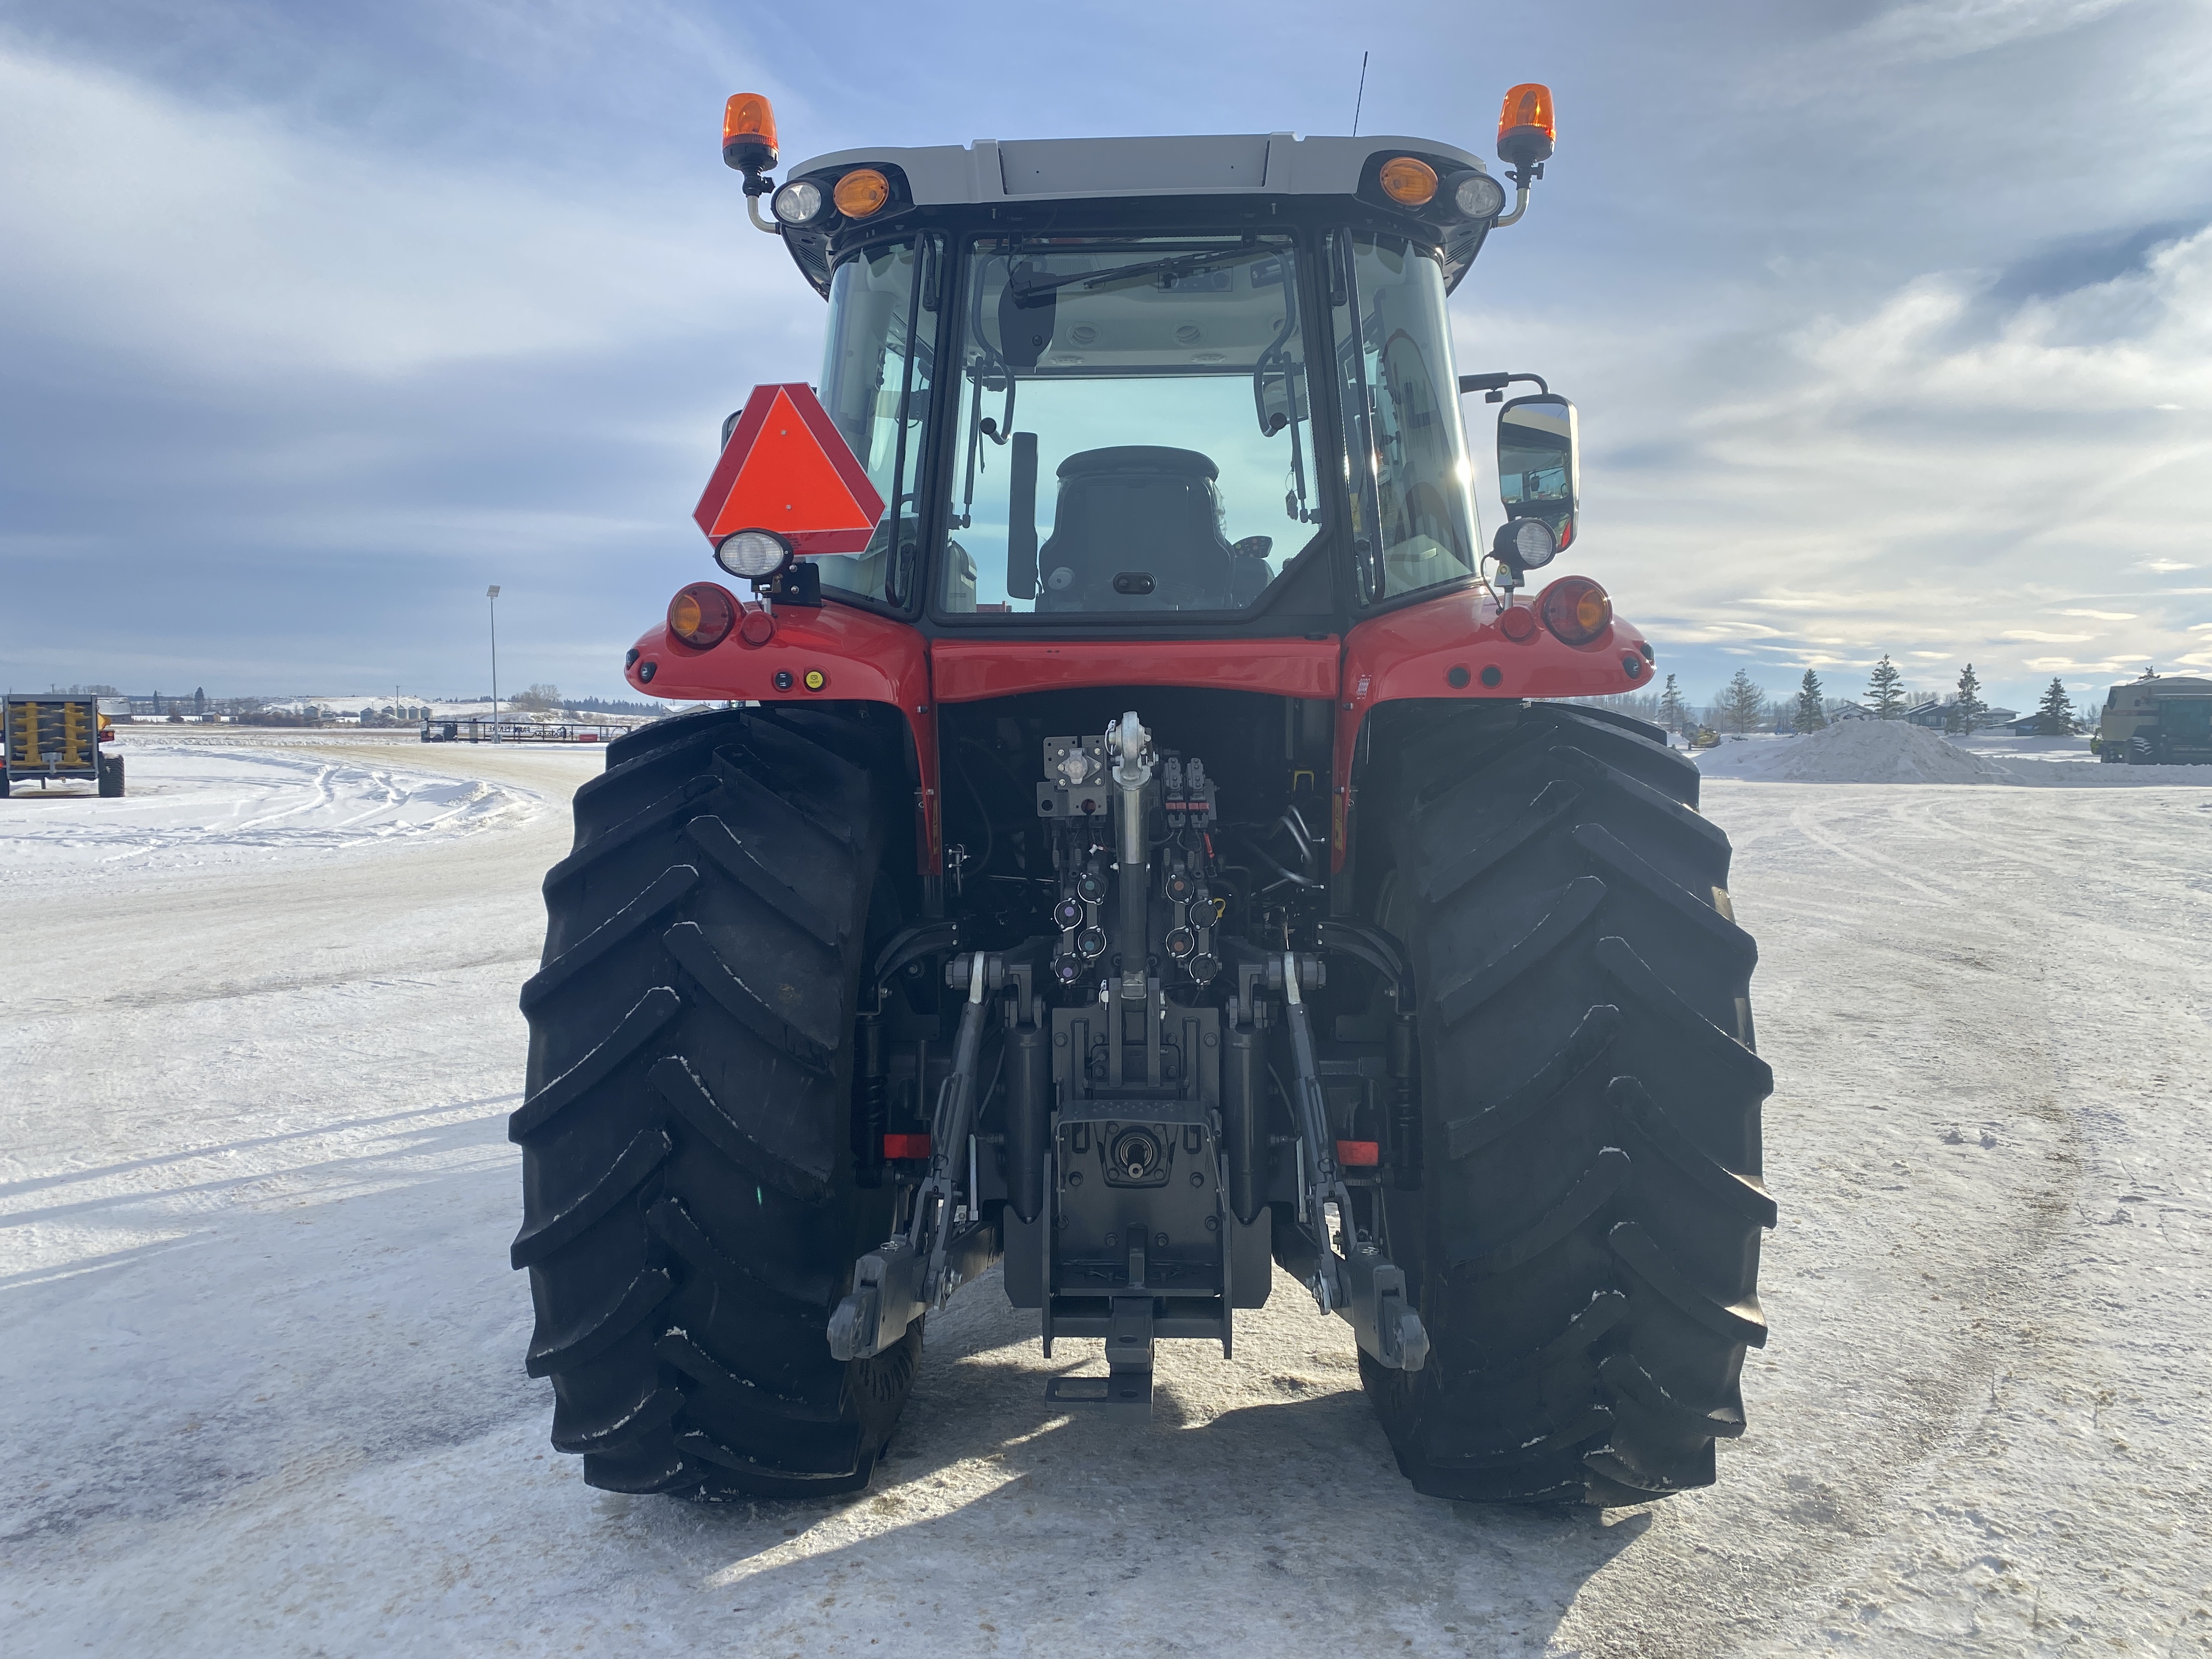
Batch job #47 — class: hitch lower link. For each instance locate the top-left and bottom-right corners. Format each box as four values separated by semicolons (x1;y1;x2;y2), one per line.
1279;951;1429;1374
828;951;997;1363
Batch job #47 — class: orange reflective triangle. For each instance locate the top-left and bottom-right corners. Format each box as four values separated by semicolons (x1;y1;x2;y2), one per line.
694;383;886;557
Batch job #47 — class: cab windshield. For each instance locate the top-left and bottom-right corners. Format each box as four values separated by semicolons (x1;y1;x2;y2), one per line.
937;235;1325;617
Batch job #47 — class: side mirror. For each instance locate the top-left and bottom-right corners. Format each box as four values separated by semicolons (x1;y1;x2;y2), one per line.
1497;393;1579;558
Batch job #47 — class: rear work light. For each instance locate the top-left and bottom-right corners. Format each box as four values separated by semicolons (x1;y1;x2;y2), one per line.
772;179;826;224
668;583;737;649
1446;169;1508;221
1378;156;1438;206
715;528;793;579
1538;575;1612;646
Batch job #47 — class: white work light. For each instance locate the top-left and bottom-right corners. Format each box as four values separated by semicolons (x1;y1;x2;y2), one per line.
715;528;795;579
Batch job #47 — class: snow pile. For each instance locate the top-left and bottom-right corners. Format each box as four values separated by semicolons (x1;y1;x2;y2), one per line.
0;746;539;885
1696;719;2018;785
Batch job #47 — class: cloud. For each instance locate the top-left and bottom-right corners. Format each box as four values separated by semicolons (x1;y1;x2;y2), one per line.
1582;218;2212;707
1842;0;2137;64
0;48;774;381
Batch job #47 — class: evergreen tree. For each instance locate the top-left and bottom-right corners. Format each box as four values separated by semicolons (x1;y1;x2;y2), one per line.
1867;654;1905;719
1657;673;1688;735
1792;668;1828;733
1952;663;1987;735
1718;668;1767;734
2033;677;2077;736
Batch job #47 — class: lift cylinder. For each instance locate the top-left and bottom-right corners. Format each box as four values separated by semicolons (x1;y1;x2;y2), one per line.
1223;1018;1265;1225
1389;1012;1420;1191
1007;1003;1050;1222
854;1011;887;1188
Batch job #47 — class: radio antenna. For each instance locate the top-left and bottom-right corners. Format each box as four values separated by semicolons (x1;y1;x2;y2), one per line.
1352;51;1369;136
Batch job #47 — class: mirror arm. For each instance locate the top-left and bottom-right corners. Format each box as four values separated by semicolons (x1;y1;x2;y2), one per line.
1458;371;1548;400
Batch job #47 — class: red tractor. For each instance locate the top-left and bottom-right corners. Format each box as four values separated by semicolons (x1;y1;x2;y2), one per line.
511;87;1772;1509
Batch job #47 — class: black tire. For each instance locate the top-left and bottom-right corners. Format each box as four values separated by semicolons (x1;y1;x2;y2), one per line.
98;754;124;797
511;705;919;1499
1361;701;1774;1506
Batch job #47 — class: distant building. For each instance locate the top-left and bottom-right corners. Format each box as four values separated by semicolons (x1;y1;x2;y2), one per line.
1904;696;2018;732
1829;701;1873;721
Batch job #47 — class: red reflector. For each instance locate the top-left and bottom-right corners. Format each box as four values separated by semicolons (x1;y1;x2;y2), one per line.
737;607;777;647
883;1133;931;1160
1498;605;1538;642
1336;1140;1380;1167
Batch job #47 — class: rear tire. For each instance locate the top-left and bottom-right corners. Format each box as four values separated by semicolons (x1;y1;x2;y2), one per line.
98;754;124;797
1363;702;1774;1505
512;705;918;1499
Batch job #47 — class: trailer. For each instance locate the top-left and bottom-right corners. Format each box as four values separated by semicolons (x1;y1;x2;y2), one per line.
2;696;123;797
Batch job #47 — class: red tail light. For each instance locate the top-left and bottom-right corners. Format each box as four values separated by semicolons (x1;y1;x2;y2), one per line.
1538;575;1612;646
1336;1140;1380;1167
667;583;737;649
883;1133;931;1160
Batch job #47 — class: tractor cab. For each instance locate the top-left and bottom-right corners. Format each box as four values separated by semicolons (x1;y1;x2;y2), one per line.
641;92;1628;687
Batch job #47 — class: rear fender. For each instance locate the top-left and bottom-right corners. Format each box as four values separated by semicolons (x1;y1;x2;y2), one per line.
1331;589;1653;871
625;602;939;873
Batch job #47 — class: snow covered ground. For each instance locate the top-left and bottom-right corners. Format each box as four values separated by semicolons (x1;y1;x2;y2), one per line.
4;731;2208;1657
0;743;538;887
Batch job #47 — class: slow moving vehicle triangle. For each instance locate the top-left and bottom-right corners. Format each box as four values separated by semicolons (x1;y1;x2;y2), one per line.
693;382;885;556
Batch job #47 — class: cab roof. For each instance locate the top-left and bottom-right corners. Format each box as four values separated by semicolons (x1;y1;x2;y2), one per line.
785;132;1489;205
775;132;1496;296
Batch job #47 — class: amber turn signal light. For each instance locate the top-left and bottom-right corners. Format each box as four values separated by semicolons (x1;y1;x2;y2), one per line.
1538;575;1611;646
668;582;737;648
723;92;778;173
832;168;891;218
1497;82;1555;169
1378;155;1438;207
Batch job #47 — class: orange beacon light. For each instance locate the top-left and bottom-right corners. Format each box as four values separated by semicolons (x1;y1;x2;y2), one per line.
1497;83;1555;171
723;93;778;173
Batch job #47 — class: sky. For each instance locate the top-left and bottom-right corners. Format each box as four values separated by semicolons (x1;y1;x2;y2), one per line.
3;0;2210;715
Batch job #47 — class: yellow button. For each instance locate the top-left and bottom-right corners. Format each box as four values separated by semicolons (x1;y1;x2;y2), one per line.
803;669;826;692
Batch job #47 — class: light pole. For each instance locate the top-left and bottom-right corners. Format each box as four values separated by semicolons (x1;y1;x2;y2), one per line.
486;584;501;740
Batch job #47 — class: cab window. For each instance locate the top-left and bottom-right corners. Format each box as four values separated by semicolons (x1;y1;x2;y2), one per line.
1330;231;1480;603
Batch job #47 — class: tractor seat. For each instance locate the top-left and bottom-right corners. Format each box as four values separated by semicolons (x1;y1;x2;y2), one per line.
1035;447;1239;612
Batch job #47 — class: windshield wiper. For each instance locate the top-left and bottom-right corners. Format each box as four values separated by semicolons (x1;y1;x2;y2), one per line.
1006;244;1257;302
